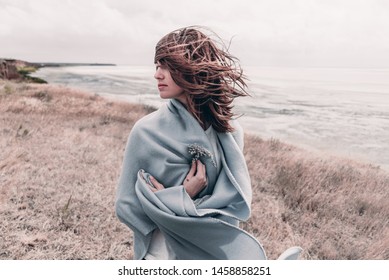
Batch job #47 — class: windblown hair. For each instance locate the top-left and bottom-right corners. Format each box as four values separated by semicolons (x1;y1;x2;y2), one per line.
154;26;249;133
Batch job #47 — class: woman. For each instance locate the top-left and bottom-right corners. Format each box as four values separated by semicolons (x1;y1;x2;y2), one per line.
115;26;300;260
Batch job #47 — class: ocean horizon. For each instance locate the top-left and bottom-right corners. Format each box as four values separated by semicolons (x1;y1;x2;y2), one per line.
33;65;389;170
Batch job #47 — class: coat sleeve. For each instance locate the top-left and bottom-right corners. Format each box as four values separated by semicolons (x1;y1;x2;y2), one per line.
115;125;157;236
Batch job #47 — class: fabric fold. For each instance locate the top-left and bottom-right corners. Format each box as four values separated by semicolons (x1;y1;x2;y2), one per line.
135;170;266;260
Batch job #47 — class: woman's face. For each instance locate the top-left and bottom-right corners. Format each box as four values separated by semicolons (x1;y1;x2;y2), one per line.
154;62;186;104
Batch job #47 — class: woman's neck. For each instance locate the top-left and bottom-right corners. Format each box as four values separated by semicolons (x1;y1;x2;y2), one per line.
175;95;188;106
174;96;210;130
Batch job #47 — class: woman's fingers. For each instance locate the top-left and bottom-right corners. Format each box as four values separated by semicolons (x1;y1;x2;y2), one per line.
195;160;207;185
189;160;197;175
196;160;205;176
202;162;207;185
182;160;208;198
149;176;165;191
185;160;197;181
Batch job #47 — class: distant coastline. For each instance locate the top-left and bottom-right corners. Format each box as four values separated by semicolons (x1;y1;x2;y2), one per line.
31;63;389;171
0;57;116;83
4;58;389;170
33;62;116;68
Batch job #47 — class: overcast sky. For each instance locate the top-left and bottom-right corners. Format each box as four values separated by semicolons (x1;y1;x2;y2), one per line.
1;0;389;67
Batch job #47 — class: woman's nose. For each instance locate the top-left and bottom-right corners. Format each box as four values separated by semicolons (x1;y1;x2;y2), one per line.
154;68;163;80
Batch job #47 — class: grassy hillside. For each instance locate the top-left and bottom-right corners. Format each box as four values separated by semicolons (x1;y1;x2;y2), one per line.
1;81;388;259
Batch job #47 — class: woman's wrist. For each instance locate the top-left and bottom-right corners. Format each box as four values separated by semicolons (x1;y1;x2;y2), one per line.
183;183;196;198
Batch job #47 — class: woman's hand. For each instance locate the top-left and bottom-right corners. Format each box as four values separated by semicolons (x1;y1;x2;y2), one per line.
147;160;208;199
148;175;165;192
183;160;207;198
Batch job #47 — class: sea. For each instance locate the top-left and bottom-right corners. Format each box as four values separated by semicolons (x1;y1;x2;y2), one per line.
33;65;389;170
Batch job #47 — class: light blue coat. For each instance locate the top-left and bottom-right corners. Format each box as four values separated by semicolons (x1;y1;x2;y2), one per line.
116;99;300;260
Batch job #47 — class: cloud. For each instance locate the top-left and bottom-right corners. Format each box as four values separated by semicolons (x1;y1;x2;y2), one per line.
1;0;389;67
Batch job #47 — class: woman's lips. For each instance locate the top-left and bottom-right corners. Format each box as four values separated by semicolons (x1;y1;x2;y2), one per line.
158;84;167;90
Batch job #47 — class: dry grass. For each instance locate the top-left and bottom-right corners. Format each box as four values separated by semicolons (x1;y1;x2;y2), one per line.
0;81;147;259
1;81;388;259
243;137;389;259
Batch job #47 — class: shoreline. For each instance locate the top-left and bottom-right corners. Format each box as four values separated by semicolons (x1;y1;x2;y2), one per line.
0;57;116;84
82;88;389;172
1;80;388;260
31;64;389;171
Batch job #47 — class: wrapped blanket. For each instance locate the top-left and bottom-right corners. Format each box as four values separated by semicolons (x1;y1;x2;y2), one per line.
116;99;299;259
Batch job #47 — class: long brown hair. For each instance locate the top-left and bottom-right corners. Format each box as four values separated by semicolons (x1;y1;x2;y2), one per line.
154;26;249;133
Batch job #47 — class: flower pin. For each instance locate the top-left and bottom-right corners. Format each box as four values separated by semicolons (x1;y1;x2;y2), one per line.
188;143;216;167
